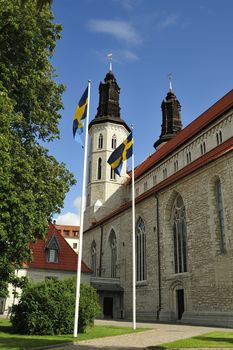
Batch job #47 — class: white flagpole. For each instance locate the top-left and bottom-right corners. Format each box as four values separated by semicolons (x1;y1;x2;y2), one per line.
131;128;136;330
73;80;91;338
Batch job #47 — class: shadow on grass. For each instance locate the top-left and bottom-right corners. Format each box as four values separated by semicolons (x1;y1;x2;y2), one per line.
194;335;233;344
0;336;72;349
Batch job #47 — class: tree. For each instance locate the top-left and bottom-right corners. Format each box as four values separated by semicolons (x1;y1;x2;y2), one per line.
0;0;76;296
21;0;53;11
11;279;100;335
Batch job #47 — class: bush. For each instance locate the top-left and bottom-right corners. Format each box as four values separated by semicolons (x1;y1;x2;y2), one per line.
10;278;100;335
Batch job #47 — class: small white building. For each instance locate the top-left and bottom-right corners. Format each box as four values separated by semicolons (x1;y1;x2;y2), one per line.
0;222;91;316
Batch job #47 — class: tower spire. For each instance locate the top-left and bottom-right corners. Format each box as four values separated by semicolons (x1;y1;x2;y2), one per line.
153;85;182;150
107;53;113;72
168;73;173;91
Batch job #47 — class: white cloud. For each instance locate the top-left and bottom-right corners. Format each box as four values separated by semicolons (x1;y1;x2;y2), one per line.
93;49;139;65
118;49;139;62
54;196;84;226
55;212;80;226
88;19;141;44
158;14;179;29
112;0;142;11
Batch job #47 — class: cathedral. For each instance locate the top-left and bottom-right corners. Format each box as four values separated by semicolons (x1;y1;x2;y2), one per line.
83;68;233;327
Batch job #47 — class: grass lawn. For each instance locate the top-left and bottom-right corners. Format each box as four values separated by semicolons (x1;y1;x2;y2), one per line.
150;331;233;349
0;318;147;350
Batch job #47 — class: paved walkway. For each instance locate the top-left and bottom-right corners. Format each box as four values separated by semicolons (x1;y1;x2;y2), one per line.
54;319;232;350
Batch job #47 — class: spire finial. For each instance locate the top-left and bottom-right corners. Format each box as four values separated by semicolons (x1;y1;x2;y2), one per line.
168;73;173;91
107;53;113;71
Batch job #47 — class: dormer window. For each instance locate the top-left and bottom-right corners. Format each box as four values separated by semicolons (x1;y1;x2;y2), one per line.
45;235;59;263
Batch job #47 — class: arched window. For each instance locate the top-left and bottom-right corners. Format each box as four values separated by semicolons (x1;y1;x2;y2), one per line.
136;217;146;281
219;131;223;144
215;178;226;253
97;158;102;180
110;167;116;180
112;135;117;149
173;195;187;274
91;241;97;276
109;230;117;278
88;161;92;183
98;133;103;149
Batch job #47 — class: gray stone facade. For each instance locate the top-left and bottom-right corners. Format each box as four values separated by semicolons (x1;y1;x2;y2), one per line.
83;81;233;327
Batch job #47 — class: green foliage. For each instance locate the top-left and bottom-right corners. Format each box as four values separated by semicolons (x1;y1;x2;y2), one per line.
10;279;100;335
0;0;76;296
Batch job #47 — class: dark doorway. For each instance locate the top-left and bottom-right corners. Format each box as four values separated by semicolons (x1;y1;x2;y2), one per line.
103;297;113;318
176;289;184;320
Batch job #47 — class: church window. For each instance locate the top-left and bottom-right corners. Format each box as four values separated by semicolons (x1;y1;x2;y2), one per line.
186;151;191;164
163;168;167;179
201;142;206;155
174;160;179;172
215;179;226;253
136;188;139;196
109;230;117;278
110;166;116;180
173;195;187;274
97;158;102;180
91;241;97;276
136;217;146;281
144;181;148;191
216;131;223;145
98;133;103;149
153;175;157;186
112;134;117;149
88;161;92;183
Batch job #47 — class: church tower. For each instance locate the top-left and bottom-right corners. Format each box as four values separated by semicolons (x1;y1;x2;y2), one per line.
85;69;130;227
154;85;182;149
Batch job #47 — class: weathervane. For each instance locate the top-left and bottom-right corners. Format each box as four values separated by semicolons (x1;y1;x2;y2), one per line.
168;73;173;91
107;53;113;71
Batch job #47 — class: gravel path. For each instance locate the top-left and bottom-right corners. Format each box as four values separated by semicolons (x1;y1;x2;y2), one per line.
51;319;233;350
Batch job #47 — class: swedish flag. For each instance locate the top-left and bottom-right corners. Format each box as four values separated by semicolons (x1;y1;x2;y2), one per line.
73;87;88;141
108;132;133;176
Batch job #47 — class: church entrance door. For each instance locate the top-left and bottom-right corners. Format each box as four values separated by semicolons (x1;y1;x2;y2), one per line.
176;289;184;320
103;297;113;318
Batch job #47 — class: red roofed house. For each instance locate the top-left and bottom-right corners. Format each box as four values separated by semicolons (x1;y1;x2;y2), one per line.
2;223;91;316
55;224;80;253
81;69;233;327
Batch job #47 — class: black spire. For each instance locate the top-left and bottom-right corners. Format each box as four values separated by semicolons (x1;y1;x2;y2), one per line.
154;88;182;149
89;70;130;132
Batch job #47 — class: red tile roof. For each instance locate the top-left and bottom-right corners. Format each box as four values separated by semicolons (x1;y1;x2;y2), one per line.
129;89;233;183
85;137;233;231
25;223;91;273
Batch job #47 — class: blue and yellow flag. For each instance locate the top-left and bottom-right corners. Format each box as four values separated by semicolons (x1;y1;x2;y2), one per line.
108;132;133;176
73;87;88;143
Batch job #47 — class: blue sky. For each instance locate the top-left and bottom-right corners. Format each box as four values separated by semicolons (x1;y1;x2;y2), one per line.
51;0;233;225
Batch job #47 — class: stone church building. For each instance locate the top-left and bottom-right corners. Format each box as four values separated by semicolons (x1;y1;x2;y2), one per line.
83;68;233;327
